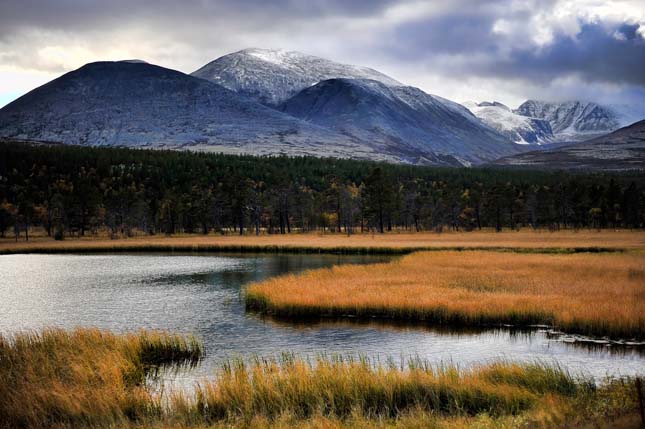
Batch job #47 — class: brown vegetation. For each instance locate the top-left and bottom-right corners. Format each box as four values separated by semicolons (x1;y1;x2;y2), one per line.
246;251;645;339
1;229;644;255
0;329;640;429
0;328;201;428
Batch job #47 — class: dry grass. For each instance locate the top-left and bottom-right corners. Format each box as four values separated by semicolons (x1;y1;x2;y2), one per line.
0;329;640;429
1;229;644;255
0;328;202;428
246;251;645;339
165;356;584;426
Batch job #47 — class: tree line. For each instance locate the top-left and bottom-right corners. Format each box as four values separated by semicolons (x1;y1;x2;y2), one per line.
1;141;643;240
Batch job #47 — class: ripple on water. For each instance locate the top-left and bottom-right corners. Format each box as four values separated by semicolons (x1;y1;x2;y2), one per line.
0;252;643;392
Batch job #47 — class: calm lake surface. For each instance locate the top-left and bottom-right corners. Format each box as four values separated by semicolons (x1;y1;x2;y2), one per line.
1;253;643;386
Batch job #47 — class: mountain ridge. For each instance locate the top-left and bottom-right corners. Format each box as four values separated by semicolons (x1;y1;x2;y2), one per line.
463;101;555;145
191;48;402;105
491;119;645;170
0;61;397;161
514;100;621;141
278;78;520;165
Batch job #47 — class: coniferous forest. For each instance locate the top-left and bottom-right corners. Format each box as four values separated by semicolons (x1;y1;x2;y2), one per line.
1;141;643;240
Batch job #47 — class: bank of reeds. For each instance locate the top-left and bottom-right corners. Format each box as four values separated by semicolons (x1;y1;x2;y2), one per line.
0;329;640;428
0;328;201;428
167;356;581;423
1;229;642;256
246;251;645;340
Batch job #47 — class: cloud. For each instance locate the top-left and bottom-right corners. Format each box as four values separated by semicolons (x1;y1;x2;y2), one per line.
0;0;643;111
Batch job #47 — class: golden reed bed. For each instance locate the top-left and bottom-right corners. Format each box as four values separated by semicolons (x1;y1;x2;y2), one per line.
0;329;639;429
1;229;644;255
246;251;645;339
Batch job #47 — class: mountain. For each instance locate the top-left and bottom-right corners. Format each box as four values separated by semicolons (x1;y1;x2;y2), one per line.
514;100;621;141
463;101;554;145
0;61;402;162
0;52;522;166
492;120;645;170
279;78;520;165
191;48;401;105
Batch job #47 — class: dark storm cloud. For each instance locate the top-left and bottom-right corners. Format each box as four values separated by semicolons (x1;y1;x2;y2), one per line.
385;8;645;87
492;22;645;85
0;0;395;37
0;0;643;109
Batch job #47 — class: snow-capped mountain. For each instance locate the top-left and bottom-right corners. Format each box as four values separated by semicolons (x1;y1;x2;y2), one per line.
279;79;520;165
463;101;554;145
0;61;393;161
493;119;645;170
0;60;520;165
514;100;621;141
191;48;401;105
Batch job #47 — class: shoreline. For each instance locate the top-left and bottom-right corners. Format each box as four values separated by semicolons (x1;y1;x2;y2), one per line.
245;250;645;341
1;230;643;255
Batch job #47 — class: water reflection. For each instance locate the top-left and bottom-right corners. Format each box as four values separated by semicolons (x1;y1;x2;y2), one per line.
0;252;643;386
263;317;645;357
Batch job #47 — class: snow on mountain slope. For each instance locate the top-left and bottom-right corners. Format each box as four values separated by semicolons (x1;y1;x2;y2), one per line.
514;100;621;141
0;61;395;162
191;48;402;105
493;119;645;170
279;78;520;165
463;101;554;145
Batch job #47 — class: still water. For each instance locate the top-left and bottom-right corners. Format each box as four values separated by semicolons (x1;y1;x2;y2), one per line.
0;253;643;385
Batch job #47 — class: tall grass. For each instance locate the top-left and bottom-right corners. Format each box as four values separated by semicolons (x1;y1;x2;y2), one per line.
246;251;645;339
0;329;639;428
1;229;642;256
167;356;582;424
0;328;201;428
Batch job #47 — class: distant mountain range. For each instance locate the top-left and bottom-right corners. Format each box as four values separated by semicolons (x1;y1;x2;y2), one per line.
0;48;642;168
492;120;645;170
464;100;628;146
0;61;387;161
515;100;622;141
462;101;554;145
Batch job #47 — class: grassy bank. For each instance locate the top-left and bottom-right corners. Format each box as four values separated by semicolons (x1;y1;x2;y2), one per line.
246;251;645;340
0;329;202;428
0;329;641;429
1;230;644;256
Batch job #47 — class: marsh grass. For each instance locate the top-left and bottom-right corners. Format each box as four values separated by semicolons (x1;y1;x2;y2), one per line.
1;230;642;256
0;329;639;429
246;251;645;340
167;355;581;423
0;328;202;428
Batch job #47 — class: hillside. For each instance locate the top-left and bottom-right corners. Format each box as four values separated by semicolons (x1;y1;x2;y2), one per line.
279;79;519;165
0;61;401;162
191;48;401;105
492;120;645;170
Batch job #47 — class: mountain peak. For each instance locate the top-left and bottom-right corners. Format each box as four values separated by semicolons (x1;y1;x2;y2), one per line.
191;48;401;105
515;100;621;140
118;59;148;64
0;59;370;158
476;101;510;111
464;100;554;145
278;78;518;165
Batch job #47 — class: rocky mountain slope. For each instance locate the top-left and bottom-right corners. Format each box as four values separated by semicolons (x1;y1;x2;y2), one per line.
279;79;519;165
0;61;396;161
514;100;621;141
492;120;645;170
192;48;401;105
463;101;554;145
1;50;526;166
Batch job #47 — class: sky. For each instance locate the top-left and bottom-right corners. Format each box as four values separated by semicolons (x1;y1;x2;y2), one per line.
1;0;644;115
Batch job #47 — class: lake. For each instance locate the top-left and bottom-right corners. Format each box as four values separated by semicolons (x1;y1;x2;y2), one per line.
1;253;643;388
